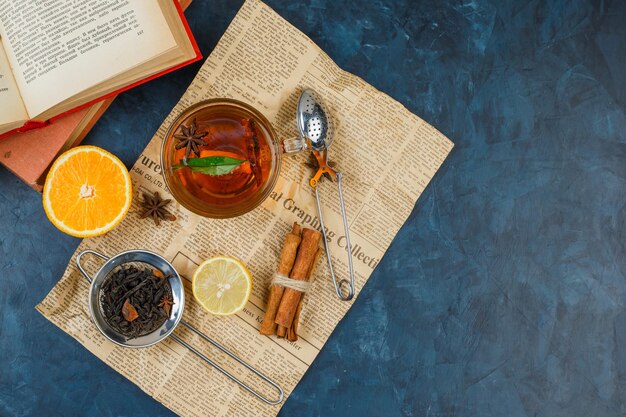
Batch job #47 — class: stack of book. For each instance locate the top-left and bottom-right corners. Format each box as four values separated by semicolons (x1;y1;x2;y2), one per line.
0;0;195;191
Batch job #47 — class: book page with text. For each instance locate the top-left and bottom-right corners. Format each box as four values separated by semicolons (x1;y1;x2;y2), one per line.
0;0;177;118
0;39;27;127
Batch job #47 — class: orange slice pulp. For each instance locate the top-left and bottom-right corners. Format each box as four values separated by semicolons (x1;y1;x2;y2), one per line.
43;146;132;238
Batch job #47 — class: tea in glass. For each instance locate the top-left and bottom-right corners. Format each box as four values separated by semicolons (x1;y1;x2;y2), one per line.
162;99;281;218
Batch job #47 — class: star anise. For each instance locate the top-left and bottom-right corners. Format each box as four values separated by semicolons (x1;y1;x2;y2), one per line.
159;295;174;317
174;119;208;159
139;191;176;226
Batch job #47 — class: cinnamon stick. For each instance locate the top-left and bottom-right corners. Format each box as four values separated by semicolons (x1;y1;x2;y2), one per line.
287;248;322;342
259;223;301;335
286;302;302;342
275;228;321;329
276;325;287;338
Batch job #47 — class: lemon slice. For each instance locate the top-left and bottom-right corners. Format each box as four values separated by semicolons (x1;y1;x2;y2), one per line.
192;256;252;316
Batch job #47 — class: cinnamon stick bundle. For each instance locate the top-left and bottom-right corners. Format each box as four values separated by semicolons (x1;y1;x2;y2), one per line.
260;223;321;341
275;228;321;329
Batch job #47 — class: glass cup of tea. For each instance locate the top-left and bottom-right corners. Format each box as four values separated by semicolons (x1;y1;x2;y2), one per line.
161;98;284;218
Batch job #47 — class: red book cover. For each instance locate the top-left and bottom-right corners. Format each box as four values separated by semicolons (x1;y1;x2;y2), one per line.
0;99;113;191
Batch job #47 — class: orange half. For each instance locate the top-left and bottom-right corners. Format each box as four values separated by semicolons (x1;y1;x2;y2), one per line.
43;146;132;238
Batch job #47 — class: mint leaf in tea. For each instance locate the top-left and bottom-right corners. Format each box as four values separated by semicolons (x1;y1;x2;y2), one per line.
173;155;247;176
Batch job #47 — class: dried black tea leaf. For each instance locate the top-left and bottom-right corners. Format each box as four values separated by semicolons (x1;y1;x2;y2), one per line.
100;265;174;338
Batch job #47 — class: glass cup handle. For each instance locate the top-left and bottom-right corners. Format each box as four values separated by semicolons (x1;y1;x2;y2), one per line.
282;136;308;155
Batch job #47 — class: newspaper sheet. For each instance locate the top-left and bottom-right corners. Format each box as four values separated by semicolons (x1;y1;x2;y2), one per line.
37;1;454;416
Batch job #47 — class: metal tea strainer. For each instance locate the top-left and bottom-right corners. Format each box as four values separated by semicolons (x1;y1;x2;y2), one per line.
76;249;284;405
285;89;356;301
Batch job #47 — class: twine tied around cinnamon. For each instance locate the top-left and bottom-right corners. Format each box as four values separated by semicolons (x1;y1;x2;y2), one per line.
271;273;311;293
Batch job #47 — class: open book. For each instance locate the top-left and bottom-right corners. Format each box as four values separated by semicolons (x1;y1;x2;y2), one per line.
0;0;200;137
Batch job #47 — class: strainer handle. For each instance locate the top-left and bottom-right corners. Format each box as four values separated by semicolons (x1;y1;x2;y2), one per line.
314;173;356;301
170;321;284;405
76;250;109;284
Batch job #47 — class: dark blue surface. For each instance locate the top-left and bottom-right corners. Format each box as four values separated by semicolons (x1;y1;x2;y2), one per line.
1;0;625;416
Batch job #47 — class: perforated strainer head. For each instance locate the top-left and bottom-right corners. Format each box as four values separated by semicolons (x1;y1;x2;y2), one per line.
77;250;185;348
296;89;334;151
